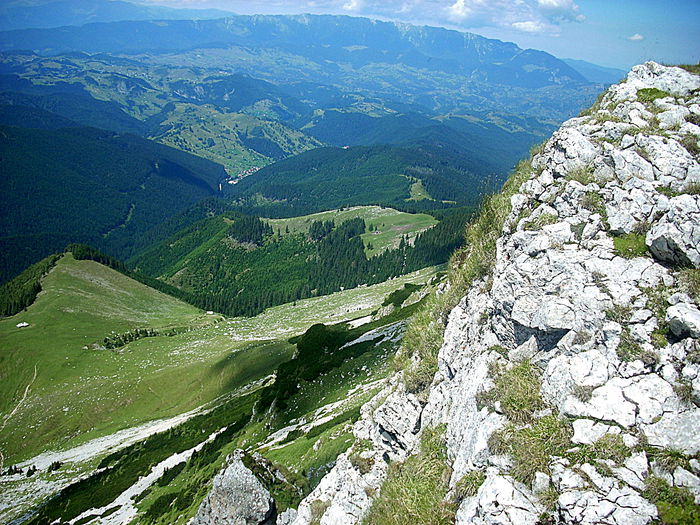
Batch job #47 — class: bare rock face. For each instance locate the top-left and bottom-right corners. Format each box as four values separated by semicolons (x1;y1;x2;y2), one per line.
287;62;700;525
192;450;274;525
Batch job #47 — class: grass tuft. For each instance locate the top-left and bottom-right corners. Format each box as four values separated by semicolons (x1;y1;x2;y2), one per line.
643;476;700;525
613;233;648;259
489;416;572;485
616;328;644;362
454;470;486;500
363;425;455;525
580;191;608;224
569;434;631;465
567;165;595;185
605;304;632;324
636;88;672;103
348;439;375;475
678;269;700;301
523;213;558;231
681;135;700;157
572;385;594;402
481;361;546;424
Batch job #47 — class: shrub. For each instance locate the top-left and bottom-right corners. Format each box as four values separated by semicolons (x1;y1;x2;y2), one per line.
613;233;648;259
363;425;455;525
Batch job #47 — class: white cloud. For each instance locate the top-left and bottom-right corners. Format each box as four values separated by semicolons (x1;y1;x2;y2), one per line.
446;0;473;21
537;0;584;22
146;0;587;37
628;33;645;41
512;20;547;33
342;0;363;11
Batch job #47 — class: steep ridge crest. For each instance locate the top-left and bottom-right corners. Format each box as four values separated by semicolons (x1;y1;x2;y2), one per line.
285;62;700;525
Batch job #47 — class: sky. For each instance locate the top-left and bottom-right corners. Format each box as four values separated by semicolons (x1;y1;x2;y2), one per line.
140;0;700;70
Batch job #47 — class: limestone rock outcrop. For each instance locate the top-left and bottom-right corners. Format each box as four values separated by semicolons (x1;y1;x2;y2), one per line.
287;62;700;524
191;450;275;525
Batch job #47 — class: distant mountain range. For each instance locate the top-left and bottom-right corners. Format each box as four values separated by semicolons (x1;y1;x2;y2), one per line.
0;0;233;31
0;8;615;284
0;13;603;120
563;58;626;84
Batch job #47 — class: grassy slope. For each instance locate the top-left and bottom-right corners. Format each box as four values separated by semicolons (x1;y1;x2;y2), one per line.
265;206;437;257
152;103;321;176
0;255;291;462
0;255;440;464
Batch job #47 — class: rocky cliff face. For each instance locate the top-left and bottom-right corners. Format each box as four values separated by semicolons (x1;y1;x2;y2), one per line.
287;62;700;524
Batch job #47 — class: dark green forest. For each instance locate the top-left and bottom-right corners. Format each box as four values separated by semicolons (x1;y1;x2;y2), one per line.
226;145;500;217
132;211;469;317
0;123;226;282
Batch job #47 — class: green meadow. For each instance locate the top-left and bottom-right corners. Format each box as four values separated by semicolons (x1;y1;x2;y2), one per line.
266;206;437;257
0;254;439;463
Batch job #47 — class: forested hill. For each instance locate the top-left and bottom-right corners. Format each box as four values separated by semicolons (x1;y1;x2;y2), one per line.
0;122;226;282
130;210;467;317
300;111;551;177
226;145;497;217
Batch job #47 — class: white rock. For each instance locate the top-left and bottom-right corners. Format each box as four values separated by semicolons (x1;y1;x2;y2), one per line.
667;303;700;338
191;451;274;525
571;419;620;445
647;195;700;267
642;410;700;454
456;473;543;525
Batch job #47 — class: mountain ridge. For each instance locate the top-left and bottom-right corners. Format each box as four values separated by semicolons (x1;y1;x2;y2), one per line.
266;62;700;525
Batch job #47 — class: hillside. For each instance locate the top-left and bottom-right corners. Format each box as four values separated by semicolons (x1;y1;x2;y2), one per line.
283;62;700;525
130;207;458;317
265;206;437;258
0;62;323;175
226;145;494;216
0;123;226;282
0;246;441;524
299;110;552;176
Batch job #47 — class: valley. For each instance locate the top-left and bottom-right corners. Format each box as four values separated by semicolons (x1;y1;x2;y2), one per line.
0;249;441;524
3;4;694;525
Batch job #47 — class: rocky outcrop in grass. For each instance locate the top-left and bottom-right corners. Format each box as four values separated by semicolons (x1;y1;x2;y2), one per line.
287;62;700;525
191;450;275;525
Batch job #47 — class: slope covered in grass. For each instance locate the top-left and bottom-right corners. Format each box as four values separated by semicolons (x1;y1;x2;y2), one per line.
0;254;289;462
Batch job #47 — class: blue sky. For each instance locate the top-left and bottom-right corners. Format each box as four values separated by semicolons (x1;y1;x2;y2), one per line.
142;0;700;70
